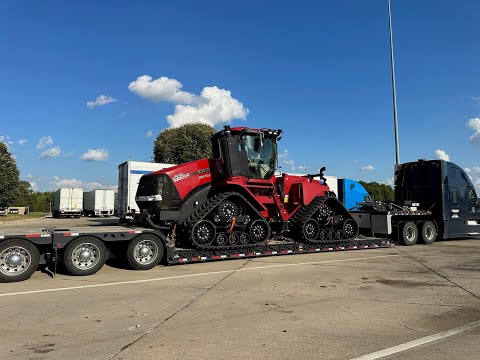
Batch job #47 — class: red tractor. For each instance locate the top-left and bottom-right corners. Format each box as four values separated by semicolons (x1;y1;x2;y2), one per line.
136;126;358;249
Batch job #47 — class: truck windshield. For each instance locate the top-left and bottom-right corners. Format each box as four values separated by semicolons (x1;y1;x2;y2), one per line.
242;134;277;179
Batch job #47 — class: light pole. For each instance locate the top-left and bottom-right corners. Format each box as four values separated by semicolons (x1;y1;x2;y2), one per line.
388;0;400;167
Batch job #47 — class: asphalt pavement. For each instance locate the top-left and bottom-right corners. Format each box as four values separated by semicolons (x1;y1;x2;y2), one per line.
1;225;480;360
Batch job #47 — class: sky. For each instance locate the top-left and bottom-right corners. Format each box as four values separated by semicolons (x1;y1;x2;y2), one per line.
1;0;480;192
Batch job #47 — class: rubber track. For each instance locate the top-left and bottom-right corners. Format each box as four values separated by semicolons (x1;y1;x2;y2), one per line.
182;191;270;250
291;195;356;243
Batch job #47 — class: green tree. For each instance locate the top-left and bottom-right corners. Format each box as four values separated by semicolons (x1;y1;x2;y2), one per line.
153;123;216;164
0;142;20;208
15;181;34;207
359;181;394;202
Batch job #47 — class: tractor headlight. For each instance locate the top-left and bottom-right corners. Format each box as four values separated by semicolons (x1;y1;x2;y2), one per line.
136;194;163;202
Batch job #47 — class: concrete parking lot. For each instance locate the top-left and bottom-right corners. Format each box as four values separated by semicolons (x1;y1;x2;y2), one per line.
1;218;480;359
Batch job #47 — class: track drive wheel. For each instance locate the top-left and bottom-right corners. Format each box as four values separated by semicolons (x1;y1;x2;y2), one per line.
191;220;216;246
302;219;320;241
249;219;271;243
342;219;358;239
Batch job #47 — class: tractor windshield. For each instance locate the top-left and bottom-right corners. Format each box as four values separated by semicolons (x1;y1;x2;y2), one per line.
242;134;277;179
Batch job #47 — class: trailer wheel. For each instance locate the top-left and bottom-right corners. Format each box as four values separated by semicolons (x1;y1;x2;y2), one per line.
63;237;107;276
127;234;164;270
0;239;40;283
419;221;436;245
400;221;418;246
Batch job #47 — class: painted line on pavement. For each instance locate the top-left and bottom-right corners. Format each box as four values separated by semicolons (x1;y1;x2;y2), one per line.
0;253;399;298
351;319;480;360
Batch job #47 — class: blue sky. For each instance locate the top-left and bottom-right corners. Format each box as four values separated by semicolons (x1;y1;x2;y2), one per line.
1;0;480;192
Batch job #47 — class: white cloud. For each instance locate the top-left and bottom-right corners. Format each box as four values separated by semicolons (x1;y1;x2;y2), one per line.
360;165;375;171
128;75;197;104
40;146;62;158
87;95;117;109
282;159;295;166
18;139;28;145
29;182;39;192
129;75;249;128
146;130;153;138
52;176;117;191
0;135;14;147
472;96;480;103
278;149;289;159
434;149;450;161
297;165;311;171
36;136;53;149
465;168;472;173
81;148;109;162
472;166;480;174
167;86;248;128
26;174;33;179
467;118;480;143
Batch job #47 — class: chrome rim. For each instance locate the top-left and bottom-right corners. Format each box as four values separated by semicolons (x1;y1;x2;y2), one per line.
0;246;30;276
71;242;101;270
425;225;434;240
133;239;158;265
406;226;416;241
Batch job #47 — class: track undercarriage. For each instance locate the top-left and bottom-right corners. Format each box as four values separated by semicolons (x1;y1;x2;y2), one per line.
180;192;358;250
291;195;359;243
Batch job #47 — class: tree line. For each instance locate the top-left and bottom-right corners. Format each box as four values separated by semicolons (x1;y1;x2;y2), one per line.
0;142;53;212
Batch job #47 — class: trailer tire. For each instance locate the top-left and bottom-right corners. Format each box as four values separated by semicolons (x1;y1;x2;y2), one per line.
419;221;436;245
0;239;40;283
126;234;164;270
400;221;418;246
63;237;107;276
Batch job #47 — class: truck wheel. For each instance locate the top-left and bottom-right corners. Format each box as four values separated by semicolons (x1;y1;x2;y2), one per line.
126;234;164;270
401;221;418;246
63;237;107;276
0;239;40;283
419;221;436;245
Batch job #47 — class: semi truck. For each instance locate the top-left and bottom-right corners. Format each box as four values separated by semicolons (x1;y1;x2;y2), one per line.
83;189;115;217
52;188;83;218
1;127;478;283
350;159;480;245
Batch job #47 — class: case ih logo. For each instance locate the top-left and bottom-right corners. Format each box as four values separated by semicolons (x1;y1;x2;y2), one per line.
173;168;210;182
173;173;190;182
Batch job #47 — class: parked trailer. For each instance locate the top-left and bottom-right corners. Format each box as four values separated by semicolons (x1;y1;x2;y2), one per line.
117;161;174;220
83;189;115;217
53;188;83;218
0;224;392;283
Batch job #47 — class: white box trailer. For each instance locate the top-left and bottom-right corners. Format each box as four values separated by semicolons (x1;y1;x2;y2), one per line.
118;161;174;219
83;189;115;217
53;188;83;218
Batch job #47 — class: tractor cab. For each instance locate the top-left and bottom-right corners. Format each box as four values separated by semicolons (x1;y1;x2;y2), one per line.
211;126;282;181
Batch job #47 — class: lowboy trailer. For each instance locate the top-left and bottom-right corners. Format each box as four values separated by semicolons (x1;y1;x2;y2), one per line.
0;224;392;283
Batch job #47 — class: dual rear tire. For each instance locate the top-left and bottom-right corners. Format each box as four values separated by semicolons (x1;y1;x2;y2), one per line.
63;234;164;276
399;221;436;246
